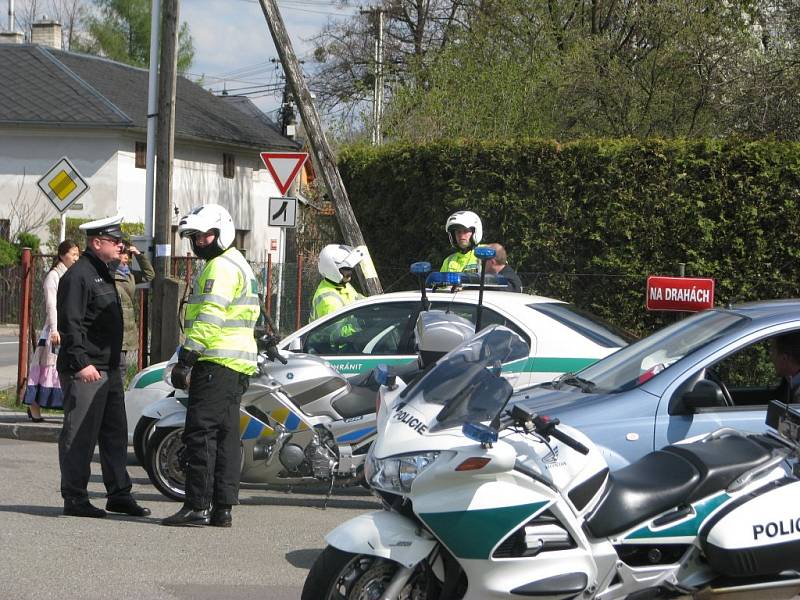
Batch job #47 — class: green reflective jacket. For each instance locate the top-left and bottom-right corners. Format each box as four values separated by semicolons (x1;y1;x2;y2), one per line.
310;279;363;323
182;247;259;375
440;249;480;273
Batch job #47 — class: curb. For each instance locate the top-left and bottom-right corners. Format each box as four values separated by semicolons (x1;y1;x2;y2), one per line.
0;421;61;443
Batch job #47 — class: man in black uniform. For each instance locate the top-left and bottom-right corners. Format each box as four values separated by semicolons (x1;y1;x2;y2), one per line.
484;243;524;292
57;215;150;519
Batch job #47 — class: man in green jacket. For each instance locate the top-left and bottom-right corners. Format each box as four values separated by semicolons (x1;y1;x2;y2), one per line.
441;210;483;273
163;204;259;528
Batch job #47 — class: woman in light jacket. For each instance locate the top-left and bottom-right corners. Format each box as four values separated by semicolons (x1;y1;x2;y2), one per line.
23;239;80;421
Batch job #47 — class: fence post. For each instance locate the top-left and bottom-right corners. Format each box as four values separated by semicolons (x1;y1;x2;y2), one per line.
266;254;272;318
17;248;32;404
295;253;303;331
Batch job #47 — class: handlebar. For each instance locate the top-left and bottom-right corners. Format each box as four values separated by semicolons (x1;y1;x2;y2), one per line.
548;425;590;455
506;404;590;455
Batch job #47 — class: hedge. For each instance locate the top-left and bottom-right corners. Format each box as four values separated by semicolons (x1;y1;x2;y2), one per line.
339;138;800;335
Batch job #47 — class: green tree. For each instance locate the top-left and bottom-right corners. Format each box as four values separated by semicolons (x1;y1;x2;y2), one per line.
383;0;800;142
76;0;194;72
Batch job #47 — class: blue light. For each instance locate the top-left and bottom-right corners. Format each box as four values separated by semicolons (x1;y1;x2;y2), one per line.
427;272;462;286
462;422;498;445
411;261;432;275
474;246;496;260
375;364;390;385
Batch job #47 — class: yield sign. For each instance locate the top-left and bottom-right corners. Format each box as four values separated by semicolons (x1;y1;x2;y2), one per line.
260;152;309;196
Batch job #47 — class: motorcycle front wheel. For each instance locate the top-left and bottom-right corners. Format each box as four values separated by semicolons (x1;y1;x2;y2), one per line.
301;545;441;600
133;416;157;467
144;426;187;502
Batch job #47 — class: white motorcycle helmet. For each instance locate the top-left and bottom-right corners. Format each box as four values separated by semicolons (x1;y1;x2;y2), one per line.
415;310;475;368
178;204;235;258
318;244;365;284
445;210;482;249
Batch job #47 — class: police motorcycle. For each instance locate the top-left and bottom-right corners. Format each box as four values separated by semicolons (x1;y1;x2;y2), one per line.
141;252;504;501
141;314;401;500
302;323;800;600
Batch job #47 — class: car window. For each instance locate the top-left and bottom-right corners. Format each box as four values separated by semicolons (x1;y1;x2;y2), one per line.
527;302;636;348
304;302;418;356
712;339;778;389
429;301;531;347
573;310;748;393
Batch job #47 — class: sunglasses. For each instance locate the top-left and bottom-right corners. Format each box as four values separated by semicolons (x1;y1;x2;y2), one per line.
97;236;124;245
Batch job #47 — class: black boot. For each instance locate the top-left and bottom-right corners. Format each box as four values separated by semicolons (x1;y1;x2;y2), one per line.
106;497;151;517
210;504;232;528
63;498;107;518
161;504;210;527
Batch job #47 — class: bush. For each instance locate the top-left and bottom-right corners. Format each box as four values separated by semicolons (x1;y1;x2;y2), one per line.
15;231;40;256
0;239;17;268
339;138;800;335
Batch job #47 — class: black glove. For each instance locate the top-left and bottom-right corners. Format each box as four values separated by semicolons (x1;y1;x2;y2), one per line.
259;334;287;364
171;347;200;389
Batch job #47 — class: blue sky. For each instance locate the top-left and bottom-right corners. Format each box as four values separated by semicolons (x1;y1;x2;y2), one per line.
181;0;359;121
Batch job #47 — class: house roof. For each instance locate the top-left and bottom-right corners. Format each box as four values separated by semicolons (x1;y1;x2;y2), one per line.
0;44;299;151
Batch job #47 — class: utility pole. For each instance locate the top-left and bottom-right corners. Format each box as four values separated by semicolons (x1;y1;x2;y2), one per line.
150;0;181;361
257;0;383;295
361;6;385;146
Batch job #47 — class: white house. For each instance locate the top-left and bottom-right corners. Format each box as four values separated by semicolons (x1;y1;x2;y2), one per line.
0;24;301;261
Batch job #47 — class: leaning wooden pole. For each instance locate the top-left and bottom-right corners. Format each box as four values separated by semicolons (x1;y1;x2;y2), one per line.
257;0;383;296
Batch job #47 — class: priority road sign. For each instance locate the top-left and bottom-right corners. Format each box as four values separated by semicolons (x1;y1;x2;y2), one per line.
260;152;309;196
268;196;297;228
37;157;89;213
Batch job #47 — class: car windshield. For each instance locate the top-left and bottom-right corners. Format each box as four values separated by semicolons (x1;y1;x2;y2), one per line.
562;310;748;393
401;326;530;431
528;302;637;348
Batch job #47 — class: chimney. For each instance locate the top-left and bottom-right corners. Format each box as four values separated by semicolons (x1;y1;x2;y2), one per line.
0;31;23;44
31;16;61;49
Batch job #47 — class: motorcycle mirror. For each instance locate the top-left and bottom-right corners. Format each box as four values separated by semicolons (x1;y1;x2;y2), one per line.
463;421;498;447
474;247;496;331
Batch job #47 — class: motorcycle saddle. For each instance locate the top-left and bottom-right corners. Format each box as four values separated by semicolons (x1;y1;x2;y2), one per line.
332;384;378;418
585;434;772;539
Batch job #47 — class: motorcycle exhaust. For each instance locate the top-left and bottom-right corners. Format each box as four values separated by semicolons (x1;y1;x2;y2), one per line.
699;577;800;599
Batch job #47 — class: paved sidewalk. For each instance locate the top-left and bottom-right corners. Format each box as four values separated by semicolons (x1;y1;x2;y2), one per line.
0;405;62;443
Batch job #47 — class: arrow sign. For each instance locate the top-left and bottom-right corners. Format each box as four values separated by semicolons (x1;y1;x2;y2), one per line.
260;152;309;196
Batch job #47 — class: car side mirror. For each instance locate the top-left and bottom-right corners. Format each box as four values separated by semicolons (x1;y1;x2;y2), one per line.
288;338;303;352
682;380;725;410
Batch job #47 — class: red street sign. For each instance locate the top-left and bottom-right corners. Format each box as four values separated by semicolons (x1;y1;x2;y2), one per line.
646;276;715;312
260;152;309;196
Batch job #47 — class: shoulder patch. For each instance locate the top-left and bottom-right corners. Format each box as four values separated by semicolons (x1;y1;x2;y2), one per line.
203;278;215;293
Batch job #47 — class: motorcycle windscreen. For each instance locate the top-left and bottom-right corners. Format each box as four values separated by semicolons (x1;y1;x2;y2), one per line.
400;325;529;433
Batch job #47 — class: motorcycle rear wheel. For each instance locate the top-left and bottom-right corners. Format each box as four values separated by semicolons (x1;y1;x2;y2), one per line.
301;545;440;600
144;426;187;502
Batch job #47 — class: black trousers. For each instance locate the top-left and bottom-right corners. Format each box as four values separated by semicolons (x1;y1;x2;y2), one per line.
183;361;249;509
58;368;132;502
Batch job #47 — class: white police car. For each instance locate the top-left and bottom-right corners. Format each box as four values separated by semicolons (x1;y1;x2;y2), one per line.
125;288;634;445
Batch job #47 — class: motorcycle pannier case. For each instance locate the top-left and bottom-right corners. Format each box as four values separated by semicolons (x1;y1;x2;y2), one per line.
700;479;800;576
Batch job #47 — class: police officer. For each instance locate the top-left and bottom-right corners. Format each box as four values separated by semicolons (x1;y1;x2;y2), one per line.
441;210;483;273
57;215;150;519
310;244;365;322
162;204;259;528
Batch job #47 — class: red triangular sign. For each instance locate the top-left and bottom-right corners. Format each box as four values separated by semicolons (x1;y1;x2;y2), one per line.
260;152;309;196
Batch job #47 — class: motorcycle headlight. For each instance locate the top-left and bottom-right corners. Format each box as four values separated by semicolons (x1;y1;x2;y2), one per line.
365;450;443;495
